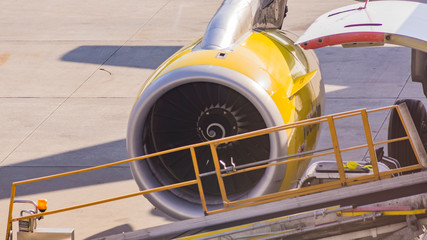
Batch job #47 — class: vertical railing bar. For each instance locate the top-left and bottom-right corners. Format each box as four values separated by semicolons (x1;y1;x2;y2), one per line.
327;116;347;185
210;143;229;205
360;109;380;179
190;147;208;215
6;184;16;240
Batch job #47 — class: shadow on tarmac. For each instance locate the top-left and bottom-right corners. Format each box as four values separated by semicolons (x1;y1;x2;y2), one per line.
0;139;133;200
61;46;183;69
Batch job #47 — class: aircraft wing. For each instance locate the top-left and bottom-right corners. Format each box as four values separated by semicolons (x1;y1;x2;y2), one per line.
296;1;427;52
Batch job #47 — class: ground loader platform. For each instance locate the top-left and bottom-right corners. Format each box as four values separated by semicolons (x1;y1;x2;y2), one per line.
100;171;427;240
6;104;427;240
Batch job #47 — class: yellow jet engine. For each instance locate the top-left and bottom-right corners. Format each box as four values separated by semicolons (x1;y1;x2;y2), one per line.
127;0;324;219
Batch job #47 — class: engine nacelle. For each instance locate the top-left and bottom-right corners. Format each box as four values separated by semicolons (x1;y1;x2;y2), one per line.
127;0;324;219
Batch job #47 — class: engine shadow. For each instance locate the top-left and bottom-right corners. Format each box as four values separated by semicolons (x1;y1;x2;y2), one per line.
61;45;183;69
0;139;132;200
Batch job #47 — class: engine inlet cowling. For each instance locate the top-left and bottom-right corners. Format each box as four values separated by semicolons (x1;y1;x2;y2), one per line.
127;65;287;219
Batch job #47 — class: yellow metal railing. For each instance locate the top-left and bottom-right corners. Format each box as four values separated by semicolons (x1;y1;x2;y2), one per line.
5;105;426;240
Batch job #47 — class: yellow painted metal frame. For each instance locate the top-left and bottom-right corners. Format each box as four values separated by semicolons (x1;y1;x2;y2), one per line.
178;206;426;239
338;209;426;217
5;105;425;240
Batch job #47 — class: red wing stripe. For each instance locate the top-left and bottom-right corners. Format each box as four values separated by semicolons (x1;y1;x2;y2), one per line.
299;32;385;50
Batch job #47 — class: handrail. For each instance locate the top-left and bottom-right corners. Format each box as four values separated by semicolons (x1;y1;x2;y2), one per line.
5;104;426;240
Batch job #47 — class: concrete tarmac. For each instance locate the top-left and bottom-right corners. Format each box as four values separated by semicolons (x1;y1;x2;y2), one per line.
0;0;425;239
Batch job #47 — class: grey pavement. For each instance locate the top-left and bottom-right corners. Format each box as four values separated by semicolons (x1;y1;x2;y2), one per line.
0;0;424;239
